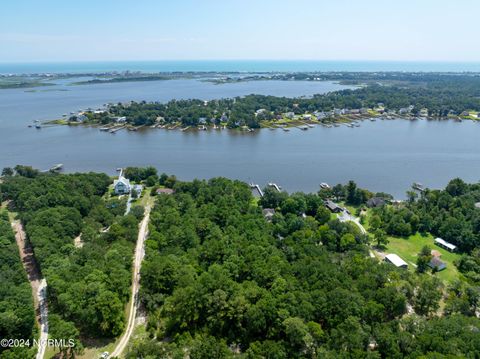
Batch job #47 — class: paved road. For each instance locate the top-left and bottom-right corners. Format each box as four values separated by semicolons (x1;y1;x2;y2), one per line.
110;204;151;358
11;220;48;359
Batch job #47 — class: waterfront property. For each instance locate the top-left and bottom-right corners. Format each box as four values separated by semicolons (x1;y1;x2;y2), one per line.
325;200;342;213
114;175;131;195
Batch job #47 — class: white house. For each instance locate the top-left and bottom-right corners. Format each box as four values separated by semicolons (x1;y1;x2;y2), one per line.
114;176;131;195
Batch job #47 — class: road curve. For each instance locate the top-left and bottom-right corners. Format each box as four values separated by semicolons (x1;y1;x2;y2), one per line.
110;204;151;358
11;220;48;359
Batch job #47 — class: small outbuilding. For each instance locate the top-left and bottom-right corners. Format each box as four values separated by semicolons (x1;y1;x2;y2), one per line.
428;257;447;271
262;208;276;221
385;253;408;269
434;237;457;252
156;188;175;195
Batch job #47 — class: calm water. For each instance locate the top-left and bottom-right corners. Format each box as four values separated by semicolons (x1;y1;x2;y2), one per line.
2;60;480;74
1;78;480;198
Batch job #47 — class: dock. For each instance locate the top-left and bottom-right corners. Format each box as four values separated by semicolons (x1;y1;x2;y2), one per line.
109;126;126;134
250;184;264;197
268;183;282;192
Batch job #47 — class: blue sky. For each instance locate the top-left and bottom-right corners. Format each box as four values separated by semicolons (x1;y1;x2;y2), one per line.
1;0;479;62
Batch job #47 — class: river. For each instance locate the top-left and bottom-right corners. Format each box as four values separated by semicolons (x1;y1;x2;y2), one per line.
1;78;480;198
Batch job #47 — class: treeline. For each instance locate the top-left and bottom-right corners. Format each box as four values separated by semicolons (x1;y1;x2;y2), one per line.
0;211;36;359
77;74;480;128
128;177;480;358
0;169;144;355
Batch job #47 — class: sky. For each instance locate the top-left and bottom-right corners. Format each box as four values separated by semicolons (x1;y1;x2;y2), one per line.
1;0;479;62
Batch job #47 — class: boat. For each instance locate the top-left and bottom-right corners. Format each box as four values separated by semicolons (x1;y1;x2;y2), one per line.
35;124;42;129
283;128;290;132
346;124;354;128
320;183;331;190
198;125;207;131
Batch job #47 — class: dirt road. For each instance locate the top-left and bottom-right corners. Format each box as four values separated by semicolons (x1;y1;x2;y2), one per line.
11;220;48;359
110;204;151;358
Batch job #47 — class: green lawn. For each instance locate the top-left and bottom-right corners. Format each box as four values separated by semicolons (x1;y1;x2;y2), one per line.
386;233;463;284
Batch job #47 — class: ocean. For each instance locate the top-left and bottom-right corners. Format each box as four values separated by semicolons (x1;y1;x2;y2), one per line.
1;60;480;74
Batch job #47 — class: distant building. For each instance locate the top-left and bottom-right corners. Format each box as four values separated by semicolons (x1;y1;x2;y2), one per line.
262;208;276;221
385;254;408;269
475;202;480;209
285;112;295;119
325;200;342;213
198;117;207;125
133;184;143;197
367;197;386;208
115;116;127;123
303;114;312;120
428;257;446;271
434;237;457;252
114;176;131;195
156;188;175;195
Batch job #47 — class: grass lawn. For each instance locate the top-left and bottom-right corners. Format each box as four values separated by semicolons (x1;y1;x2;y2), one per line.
386;233;463;284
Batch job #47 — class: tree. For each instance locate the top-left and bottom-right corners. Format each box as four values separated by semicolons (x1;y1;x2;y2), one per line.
315;206;331;225
373;229;388;248
416;245;432;273
413;276;443;316
1;167;14;176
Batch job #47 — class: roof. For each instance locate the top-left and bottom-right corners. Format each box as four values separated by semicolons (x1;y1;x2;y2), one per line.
325;200;341;211
262;208;276;216
385;253;408;268
435;237;457;251
114;176;130;188
430;249;442;258
367;197;386;208
156;188;175;195
475;202;480;209
428;257;447;271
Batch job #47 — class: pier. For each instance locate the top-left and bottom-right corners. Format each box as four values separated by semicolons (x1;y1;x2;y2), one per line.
250;184;264;197
268;182;282;192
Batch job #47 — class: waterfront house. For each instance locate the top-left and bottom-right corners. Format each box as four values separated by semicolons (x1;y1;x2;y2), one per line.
114;176;131;195
434;237;457;252
303;114;312;120
385;254;408;269
198;117;207;125
285;112;295;119
325;200;342;213
367;197;386;208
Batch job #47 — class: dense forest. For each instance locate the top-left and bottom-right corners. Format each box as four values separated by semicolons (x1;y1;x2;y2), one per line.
77;73;480;128
0;211;36;359
0;167;144;356
126;177;480;358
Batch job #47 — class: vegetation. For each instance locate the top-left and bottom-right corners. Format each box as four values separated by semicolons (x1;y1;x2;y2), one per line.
0;169;144;351
0;211;36;359
70;73;480;128
126;177;480;358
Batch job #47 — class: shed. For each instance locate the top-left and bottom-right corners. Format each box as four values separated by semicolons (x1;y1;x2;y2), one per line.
156;188;175;195
434;237;457;252
385;254;408;269
428;257;447;271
